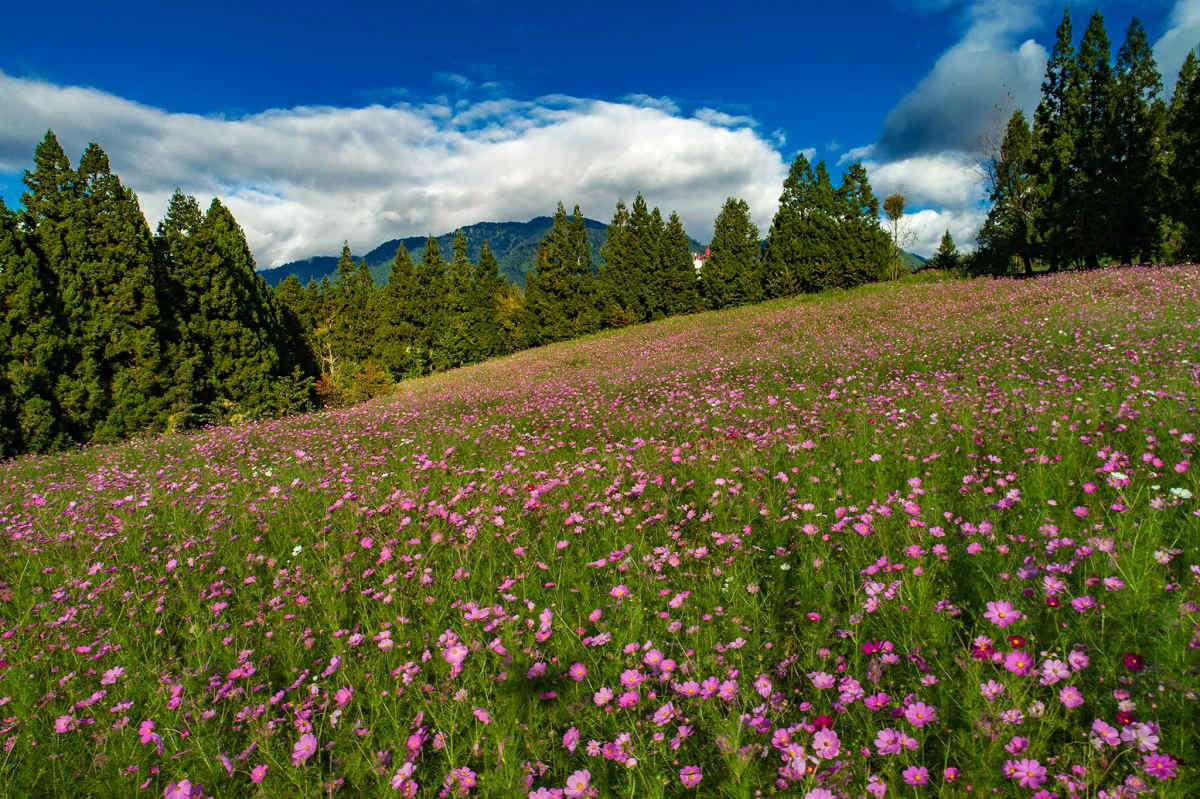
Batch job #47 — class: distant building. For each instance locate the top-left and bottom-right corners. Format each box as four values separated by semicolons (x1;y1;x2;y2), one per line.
693;246;710;272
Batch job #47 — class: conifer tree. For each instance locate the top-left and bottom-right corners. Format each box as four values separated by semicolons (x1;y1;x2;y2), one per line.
1072;12;1116;268
329;244;377;365
1033;10;1082;269
927;229;960;271
1110;18;1165;263
434;230;475;370
185;198;290;420
763;153;817;296
834;162;890;287
1167;51;1200;258
374;244;420;378
701;198;760;309
412;236;447;370
469;241;506;360
661;211;701;315
0;199;68;454
597;200;639;327
978;109;1038;275
64;142;167;442
523;203;598;344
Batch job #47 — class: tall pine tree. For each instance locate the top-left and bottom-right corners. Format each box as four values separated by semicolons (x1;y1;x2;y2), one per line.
1110;18;1165;263
978;109;1038;275
701;198;760;309
1033;10;1082;270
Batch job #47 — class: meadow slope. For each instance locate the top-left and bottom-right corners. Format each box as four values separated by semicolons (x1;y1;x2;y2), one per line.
1;267;1198;798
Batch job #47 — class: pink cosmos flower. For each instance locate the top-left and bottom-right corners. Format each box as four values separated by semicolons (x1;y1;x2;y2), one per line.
904;701;936;728
1059;685;1084;708
812;728;840;759
902;765;930;785
563;726;579;752
53;714;76;733
564;769;590;798
335;687;353;707
679;765;702;787
593;687;613;706
1006;758;1047;788
101;666;125;685
250;764;267;784
984;599;1021;627
1143;753;1179;779
568;662;587;681
1003;650;1033;675
292;732;317;766
472;707;491;724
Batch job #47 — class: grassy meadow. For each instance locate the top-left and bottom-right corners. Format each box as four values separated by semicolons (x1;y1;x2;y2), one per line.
1;266;1197;798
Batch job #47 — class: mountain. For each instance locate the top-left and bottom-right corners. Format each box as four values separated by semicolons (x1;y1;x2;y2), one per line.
259;217;706;288
901;250;928;271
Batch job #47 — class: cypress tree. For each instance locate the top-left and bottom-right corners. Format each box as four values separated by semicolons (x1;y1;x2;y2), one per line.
927;229;960;271
1033;10;1082;269
978;110;1038;275
469;241;505;360
329;244;377;365
186;198;290;420
763;153;815;297
701;198;760;309
1167;51;1200;258
566;205;600;334
434;230;475;370
835;162;889;287
0;199;68;454
597;200;638;327
1072;12;1116;268
67;142;167;442
374;244;420;378
412;236;447;370
661;211;701;315
1110;18;1165;263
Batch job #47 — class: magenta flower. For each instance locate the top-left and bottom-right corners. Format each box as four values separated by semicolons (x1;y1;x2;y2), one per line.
250;764;267;784
1122;652;1145;672
679;765;702;787
292;732;317;766
983;599;1021;627
1003;650;1033;675
904;701;936;728
53;714;76;733
1143;753;1179;779
812;728;840;759
335;687;353;707
568;662;587;681
1006;758;1046;788
564;769;590;798
1059;685;1084;708
902;765;930;785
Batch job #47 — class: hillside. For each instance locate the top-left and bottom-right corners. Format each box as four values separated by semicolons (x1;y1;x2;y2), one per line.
259;216;704;288
2;266;1196;796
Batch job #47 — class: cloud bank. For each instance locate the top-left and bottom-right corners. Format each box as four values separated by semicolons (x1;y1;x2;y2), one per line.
0;72;787;267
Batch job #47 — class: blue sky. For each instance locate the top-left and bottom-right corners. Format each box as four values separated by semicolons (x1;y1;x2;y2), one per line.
2;0;1197;263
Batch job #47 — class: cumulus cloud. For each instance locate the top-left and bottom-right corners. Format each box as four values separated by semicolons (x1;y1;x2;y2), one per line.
863;152;985;211
1155;0;1200;90
0;71;787;267
874;0;1048;161
902;207;987;257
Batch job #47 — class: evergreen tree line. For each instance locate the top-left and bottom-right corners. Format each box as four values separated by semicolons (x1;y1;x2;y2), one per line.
976;12;1200;274
0;132;314;458
283;157;891;399
0;129;893;456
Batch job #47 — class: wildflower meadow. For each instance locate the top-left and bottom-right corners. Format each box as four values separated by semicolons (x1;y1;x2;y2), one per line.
1;266;1197;798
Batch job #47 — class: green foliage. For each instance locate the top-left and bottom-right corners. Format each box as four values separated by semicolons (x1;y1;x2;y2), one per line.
701;197;761;309
522;204;599;345
926;229;960;272
1167;50;1200;259
372;244;421;379
977;110;1038;276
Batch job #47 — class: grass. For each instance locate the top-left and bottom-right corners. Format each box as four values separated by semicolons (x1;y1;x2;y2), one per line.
0;265;1197;798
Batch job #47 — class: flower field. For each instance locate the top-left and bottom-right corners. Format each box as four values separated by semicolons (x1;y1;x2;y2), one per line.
1;266;1198;798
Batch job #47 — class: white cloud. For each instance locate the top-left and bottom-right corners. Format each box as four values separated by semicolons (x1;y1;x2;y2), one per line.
1155;0;1200;91
900;207;987;257
692;108;757;128
864;152;985;210
0;72;788;266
